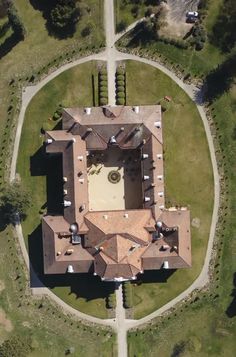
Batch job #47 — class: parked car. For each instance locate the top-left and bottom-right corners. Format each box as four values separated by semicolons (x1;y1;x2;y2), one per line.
186;15;198;23
186;11;198;18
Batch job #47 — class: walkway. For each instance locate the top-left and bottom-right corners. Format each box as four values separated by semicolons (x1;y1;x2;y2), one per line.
9;1;220;356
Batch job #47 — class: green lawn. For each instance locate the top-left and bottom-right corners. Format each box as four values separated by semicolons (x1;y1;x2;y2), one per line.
128;80;236;357
115;0;146;32
125;60;214;318
16;61;115;319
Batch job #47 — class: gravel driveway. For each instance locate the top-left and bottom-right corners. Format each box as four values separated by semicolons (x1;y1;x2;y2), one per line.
167;0;199;22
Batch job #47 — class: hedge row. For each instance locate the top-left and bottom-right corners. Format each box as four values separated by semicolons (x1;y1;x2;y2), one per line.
158;36;189;49
123;282;133;308
106;293;116;309
116;67;126;105
99;68;108;105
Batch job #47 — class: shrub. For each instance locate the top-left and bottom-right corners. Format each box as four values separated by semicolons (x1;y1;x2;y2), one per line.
99;68;107;75
123;282;133;308
99;80;107;87
117;80;125;87
117;92;125;99
116;74;125;81
195;40;204;51
117;19;128;33
117;98;125;105
107;293;116;309
99;74;107;81
117;86;125;92
99;91;108;98
100;97;108;105
116;67;125;75
53;112;61;120
100;85;108;92
81;22;93;37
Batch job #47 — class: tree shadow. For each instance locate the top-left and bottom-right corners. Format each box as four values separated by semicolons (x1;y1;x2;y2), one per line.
0;32;21;60
226;272;236;318
134;269;176;285
28;223;115;299
29;0;77;40
0;207;7;232
203;50;236;103
125;22;155;48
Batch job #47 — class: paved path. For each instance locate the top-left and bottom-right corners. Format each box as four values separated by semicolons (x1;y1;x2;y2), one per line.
116;284;127;357
9;1;220;356
105;0;116;105
114;17;145;44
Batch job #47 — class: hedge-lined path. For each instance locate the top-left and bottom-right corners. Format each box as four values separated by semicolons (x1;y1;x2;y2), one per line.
9;1;220;357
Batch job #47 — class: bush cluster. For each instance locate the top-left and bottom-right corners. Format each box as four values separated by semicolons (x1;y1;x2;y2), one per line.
123;282;133;308
53;103;64;120
158;36;189;49
106;293;116;309
116;67;126;105
99;68;108;105
191;23;206;51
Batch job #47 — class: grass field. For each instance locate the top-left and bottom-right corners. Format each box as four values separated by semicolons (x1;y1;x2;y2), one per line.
115;0;146;32
128;82;236;357
16;61;115;319
125;60;214;318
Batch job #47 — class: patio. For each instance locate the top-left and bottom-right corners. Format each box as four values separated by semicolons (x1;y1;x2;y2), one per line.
87;147;142;211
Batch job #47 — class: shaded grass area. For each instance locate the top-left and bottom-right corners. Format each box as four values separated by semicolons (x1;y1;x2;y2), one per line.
0;228;115;355
126;60;214;318
128;82;236;357
16;61;115;319
115;0;146;32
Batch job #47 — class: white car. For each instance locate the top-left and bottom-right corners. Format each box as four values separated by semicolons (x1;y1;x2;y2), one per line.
186;11;198;17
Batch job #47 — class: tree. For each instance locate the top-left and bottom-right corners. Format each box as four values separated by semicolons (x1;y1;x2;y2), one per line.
210;0;236;52
0;181;31;222
50;0;79;29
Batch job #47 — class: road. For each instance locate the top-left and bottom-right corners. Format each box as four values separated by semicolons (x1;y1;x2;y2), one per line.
10;1;220;356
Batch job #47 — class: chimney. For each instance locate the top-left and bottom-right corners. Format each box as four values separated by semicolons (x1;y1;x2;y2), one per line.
84;107;91;115
46;138;53;144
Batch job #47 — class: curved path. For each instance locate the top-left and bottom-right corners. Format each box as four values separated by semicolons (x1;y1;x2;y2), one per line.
10;1;220;356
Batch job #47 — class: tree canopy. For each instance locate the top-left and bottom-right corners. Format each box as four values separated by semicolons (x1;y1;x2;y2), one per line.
50;0;79;29
0;181;31;222
210;0;236;52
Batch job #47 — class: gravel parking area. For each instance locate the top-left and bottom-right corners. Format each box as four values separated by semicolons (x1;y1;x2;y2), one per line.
160;0;199;38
